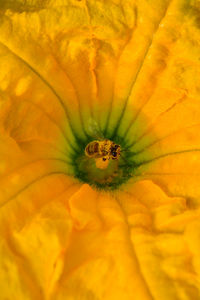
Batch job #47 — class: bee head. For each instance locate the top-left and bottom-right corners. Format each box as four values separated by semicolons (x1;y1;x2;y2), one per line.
111;151;117;159
110;144;120;160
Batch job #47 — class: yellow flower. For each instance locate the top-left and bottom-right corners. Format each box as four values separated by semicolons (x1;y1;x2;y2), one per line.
1;0;200;299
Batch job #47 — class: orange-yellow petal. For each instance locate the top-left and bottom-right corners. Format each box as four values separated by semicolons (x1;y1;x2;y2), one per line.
1;1;200;300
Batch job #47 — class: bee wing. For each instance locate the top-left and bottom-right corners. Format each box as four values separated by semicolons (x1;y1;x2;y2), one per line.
86;118;104;139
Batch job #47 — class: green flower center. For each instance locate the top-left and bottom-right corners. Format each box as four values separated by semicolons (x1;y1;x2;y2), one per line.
72;138;134;190
65;110;154;190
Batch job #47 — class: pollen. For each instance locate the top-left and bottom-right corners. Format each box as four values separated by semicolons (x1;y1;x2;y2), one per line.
95;158;109;169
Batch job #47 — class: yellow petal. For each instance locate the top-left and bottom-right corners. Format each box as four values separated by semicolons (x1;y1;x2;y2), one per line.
1;1;200;300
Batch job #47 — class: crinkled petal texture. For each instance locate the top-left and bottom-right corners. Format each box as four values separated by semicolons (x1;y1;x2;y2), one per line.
1;0;200;299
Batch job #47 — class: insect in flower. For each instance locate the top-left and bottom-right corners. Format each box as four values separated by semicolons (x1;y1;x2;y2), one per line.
85;139;121;162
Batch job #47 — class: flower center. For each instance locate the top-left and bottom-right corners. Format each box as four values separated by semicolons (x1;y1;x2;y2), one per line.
70;134;139;190
64;107;155;190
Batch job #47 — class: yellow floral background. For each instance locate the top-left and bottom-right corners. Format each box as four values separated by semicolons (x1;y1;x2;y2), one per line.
1;0;200;299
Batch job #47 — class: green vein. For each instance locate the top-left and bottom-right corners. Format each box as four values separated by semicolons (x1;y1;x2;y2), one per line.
135;148;200;167
1;171;69;208
110;0;172;140
24;99;79;154
103;28;134;136
127;122;200;155
0;40;82;143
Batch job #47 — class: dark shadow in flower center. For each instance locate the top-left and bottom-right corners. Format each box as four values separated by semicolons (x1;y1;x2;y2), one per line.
71;138;135;190
61;84;163;190
69;113;155;190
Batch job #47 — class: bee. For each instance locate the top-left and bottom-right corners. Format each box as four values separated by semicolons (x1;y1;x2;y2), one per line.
85;139;121;161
